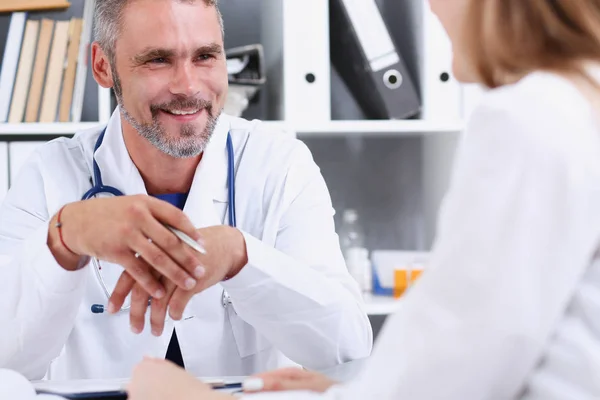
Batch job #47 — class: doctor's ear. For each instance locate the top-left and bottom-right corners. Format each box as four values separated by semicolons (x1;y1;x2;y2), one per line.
91;42;115;89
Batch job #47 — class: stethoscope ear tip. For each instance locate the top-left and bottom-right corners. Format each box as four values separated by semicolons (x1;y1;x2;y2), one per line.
91;304;105;314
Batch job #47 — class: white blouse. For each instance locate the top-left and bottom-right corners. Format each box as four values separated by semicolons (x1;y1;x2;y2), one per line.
244;69;600;399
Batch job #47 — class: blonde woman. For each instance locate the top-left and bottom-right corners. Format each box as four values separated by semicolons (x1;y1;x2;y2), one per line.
126;0;600;399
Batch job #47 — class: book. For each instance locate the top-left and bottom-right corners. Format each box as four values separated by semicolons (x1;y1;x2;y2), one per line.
25;18;54;122
8;20;40;123
58;18;82;122
21;0;89;122
39;19;69;122
0;12;27;122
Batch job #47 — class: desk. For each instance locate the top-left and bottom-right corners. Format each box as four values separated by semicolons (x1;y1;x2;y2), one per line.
32;360;369;399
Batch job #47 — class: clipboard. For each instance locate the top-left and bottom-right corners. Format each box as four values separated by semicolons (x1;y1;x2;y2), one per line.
32;377;244;399
36;389;127;400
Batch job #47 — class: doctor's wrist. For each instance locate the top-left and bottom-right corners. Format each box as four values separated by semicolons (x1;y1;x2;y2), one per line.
224;227;248;280
48;205;89;271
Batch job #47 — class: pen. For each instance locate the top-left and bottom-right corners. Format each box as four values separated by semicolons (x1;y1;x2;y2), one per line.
166;225;207;255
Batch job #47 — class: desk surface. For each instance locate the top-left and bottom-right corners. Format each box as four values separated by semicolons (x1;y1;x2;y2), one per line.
31;360;369;399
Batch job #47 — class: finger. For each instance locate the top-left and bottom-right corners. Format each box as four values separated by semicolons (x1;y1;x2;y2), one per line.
146;197;202;242
141;218;206;280
246;368;309;392
132;233;198;291
252;367;307;381
130;283;150;334
150;278;177;336
166;267;219;320
168;287;196;321
108;271;135;313
118;252;166;300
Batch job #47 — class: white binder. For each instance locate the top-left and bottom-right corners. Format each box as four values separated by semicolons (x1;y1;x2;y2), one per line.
421;1;462;121
262;0;331;123
0;12;27;123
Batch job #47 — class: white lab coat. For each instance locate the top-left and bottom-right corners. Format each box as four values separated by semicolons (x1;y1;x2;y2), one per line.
0;109;373;381
243;70;600;399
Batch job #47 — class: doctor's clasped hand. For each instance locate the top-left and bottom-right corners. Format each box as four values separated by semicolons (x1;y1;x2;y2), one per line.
48;195;205;303
110;224;248;335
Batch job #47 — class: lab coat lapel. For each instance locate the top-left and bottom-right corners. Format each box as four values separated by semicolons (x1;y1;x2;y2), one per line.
93;107;231;227
93;107;148;197
87;108;148;307
183;115;230;229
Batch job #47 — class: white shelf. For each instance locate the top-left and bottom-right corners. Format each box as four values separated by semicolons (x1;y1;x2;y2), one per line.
0;122;103;135
363;293;401;316
0;119;464;137
266;119;465;136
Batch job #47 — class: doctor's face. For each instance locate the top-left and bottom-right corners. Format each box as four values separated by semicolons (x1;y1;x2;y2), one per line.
110;0;228;158
429;0;476;83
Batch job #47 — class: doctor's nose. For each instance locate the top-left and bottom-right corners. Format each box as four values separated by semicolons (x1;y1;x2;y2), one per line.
169;62;203;97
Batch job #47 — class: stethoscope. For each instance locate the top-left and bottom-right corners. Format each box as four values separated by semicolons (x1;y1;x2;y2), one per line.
87;127;236;314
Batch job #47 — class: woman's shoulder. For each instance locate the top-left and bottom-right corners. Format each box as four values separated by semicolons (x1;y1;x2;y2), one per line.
466;70;600;157
479;70;592;121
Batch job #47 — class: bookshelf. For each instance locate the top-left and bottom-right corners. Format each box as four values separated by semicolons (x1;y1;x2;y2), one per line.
0;120;464;137
292;120;464;137
0;122;101;135
0;0;473;244
0;0;473;136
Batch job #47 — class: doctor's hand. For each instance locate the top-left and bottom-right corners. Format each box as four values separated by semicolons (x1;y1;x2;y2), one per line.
48;195;205;302
128;357;234;400
110;225;248;335
244;367;338;394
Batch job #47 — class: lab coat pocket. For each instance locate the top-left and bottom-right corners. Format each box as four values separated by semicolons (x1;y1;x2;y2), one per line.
227;306;272;358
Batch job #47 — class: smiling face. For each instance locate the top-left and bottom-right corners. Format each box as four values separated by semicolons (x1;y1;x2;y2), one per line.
108;0;228;158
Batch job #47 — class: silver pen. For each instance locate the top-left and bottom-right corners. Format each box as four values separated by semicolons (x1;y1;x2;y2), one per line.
166;225;207;254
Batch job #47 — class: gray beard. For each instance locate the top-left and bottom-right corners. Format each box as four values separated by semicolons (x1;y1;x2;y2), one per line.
118;102;220;158
112;70;220;158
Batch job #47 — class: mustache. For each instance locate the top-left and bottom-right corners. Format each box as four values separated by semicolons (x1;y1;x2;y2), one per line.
150;97;213;117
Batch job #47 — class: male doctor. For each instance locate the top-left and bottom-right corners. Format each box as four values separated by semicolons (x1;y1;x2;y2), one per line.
0;0;372;381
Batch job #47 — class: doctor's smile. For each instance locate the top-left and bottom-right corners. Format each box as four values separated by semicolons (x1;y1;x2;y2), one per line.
3;0;600;399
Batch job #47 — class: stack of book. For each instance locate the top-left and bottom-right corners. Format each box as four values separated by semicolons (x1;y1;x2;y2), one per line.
0;0;95;124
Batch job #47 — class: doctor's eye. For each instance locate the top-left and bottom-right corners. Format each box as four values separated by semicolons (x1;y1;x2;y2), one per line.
197;54;216;62
149;57;167;64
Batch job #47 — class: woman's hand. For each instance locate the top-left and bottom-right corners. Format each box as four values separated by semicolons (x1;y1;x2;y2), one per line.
127;357;234;400
244;367;338;393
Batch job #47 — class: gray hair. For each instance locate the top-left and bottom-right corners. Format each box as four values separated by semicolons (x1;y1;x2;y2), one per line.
94;0;224;64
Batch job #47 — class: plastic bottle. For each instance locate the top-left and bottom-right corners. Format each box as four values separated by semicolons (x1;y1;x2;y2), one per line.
338;209;364;257
338;209;372;293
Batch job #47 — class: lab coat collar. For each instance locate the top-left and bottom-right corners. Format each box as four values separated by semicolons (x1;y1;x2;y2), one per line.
94;106;231;229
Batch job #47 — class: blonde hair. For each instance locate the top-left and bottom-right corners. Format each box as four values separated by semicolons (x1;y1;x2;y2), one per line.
466;0;600;88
